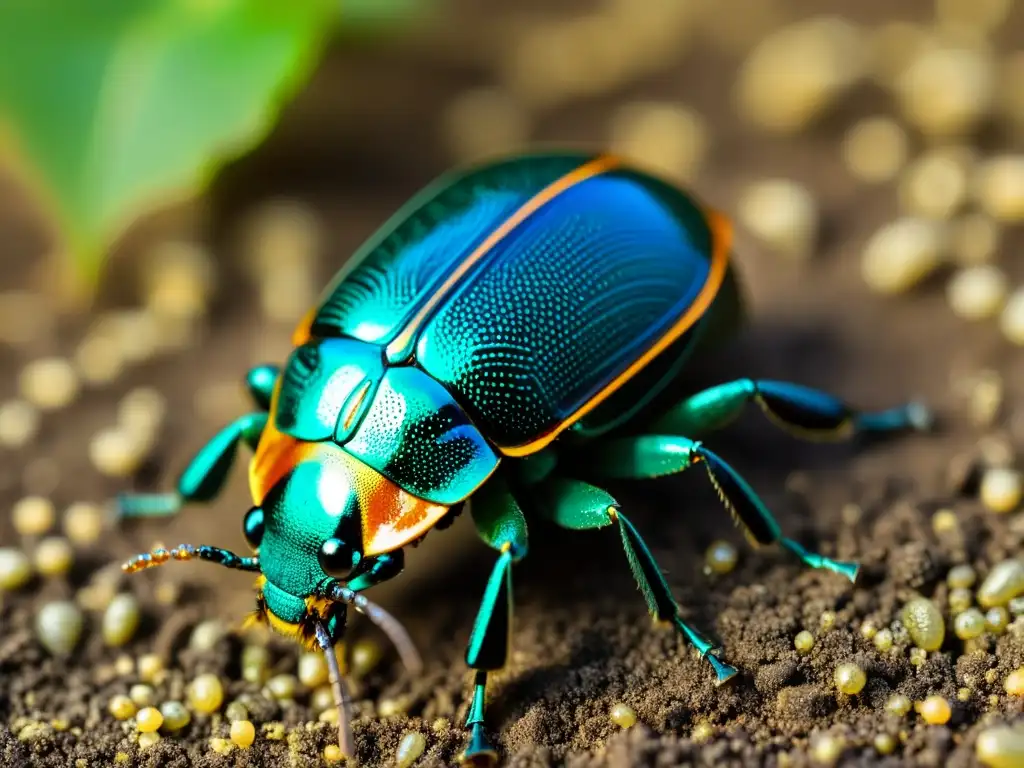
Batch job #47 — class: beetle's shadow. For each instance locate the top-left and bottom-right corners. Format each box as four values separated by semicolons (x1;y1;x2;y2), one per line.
391;320;895;696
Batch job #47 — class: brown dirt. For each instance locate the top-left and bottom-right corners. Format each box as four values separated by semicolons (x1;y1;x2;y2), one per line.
3;1;1024;766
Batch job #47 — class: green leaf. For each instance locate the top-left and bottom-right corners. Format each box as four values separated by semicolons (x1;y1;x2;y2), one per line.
0;0;335;286
340;0;425;29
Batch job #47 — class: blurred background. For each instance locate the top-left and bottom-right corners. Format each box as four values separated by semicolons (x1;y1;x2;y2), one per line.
3;0;1024;764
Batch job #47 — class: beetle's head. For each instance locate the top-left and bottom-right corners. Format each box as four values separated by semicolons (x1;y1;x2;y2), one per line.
242;440;446;643
243;456;364;649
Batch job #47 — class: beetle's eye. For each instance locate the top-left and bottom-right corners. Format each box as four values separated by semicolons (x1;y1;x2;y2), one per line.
243;507;265;550
318;538;359;579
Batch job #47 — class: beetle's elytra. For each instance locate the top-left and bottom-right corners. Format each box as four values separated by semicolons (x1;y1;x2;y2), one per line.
120;151;930;764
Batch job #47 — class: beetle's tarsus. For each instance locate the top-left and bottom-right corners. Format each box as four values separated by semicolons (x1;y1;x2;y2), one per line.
855;400;934;435
781;538;859;583
707;653;739;685
904;400;934;432
114;492;182;520
460;724;498;768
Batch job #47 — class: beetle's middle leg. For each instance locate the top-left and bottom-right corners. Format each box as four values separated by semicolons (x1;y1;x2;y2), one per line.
458;474;529;766
585;435;859;582
652;378;931;441
530;476;738;683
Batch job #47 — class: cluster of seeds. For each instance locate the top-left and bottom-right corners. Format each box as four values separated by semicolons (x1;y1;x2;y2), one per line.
781;549;1024;762
90;633;404;759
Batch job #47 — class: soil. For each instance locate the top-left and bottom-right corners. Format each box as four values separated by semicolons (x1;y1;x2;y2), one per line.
3;1;1024;766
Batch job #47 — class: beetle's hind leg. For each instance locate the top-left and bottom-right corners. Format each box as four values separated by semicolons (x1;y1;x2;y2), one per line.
532;477;738;684
587;435;859;581
652;378;931;441
459;474;529;766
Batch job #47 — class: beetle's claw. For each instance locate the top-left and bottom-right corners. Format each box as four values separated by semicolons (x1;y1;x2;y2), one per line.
904;401;934;433
706;652;739;685
460;724;498;768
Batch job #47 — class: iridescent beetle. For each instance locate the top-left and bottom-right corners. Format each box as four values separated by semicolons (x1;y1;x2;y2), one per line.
119;152;930;764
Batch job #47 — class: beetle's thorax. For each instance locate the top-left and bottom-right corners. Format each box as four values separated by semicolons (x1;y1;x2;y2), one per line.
250;411;451;561
269;337;499;505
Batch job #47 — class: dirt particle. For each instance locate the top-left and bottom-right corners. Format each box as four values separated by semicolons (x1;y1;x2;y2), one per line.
159;700;190;732
978;560;1024;607
980;468;1023;514
135;706;163;733
842;116;908;184
35;600;83;657
108;695;136;721
919;695;952;725
810;731;846;766
13;495;56;537
609;703;637;729
188;673;225;713
33;536;73;577
874;732;897;754
977;724;1024;767
885;694;913;718
102;593;141;647
704;540;739;575
19;357;80;411
230;719;256;749
0;548;32;591
834;662;867;695
0;399;40;449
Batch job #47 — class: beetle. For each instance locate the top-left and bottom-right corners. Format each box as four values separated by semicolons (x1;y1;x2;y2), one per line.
119;151;930;764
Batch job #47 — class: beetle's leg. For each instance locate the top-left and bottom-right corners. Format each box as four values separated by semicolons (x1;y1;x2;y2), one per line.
245;364;280;411
459;474;529;766
587;435;859;582
532;476;738;684
652;378;931;441
116;412;268;519
345;550;405;592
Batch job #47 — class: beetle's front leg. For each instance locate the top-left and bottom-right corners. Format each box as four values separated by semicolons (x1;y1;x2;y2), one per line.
116;412;268;519
459;474;528;767
346;550;405;592
116;364;278;520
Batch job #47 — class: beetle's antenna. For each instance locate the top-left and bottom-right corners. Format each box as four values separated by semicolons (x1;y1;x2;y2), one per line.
315;621;355;760
122;544;260;574
327;583;423;674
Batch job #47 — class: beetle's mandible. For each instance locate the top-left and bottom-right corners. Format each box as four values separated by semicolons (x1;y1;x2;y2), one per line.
119;152;931;764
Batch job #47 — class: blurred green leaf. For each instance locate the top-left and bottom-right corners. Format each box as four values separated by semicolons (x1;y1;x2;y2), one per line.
341;0;425;30
0;0;336;287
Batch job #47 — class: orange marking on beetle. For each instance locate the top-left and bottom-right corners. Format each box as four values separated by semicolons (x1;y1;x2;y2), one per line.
249;381;307;504
248;418;315;506
500;206;734;457
292;307;317;347
248;384;449;556
356;459;450;556
384;154;621;363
